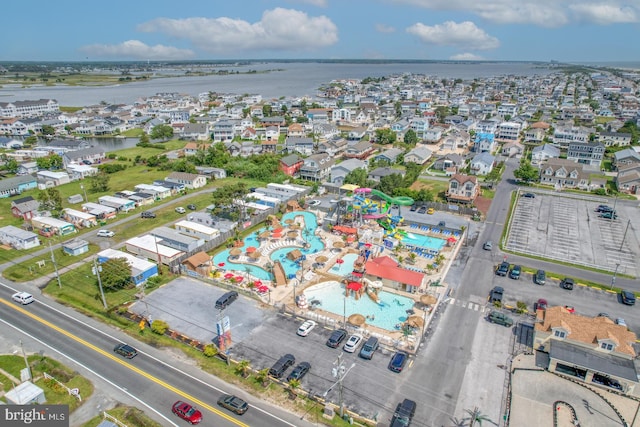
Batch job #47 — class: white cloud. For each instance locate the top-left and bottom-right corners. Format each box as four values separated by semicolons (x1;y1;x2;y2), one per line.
138;8;338;54
79;40;195;60
449;52;484;60
406;21;499;50
569;3;638;24
375;23;396;33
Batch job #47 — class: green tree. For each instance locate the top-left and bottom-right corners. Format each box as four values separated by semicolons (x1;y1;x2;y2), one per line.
2;158;18;173
99;257;132;290
403;129;419;146
138;133;150;146
374;128;397;145
465;406;493;427
23;136;38;147
41;124;55;135
37;188;63;214
377;173;405;195
513;161;539;183
210;182;249;221
150;124;173;140
87;172;111;193
36;154;63;170
343;168;373;187
262;104;272;117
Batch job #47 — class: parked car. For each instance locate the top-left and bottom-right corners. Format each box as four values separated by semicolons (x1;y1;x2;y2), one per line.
96;229;115;238
596;205;614;213
616;318;627;327
535;298;548;311
564;305;576;314
410;204;418;212
307;200;321;207
326;328;348;348
534;269;546;285
141;211;156;218
597;312;611;319
487;310;514;327
12;292;34;305
483;240;493;251
388;351;408;373
560;277;575;290
521;192;535;198
417;206;427;214
175;206;186;214
621;290;636;306
287;362;311;382
343;334;363;353
599;211;618;220
495;261;510;277
268;354;296;378
296;320;317;337
113;343;138;359
187;204;197;210
359;336;379;360
390;398;417;427
217;394;248;415
489;286;504;303
82;159;93;165
427;208;435;214
509;265;521;280
172;401;202;424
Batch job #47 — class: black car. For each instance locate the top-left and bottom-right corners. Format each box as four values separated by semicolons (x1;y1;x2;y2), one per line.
410;204;418;212
496;261;510;277
187;204;197;210
596;205;614;213
599;211;618;220
621;290;636;306
522;192;535;198
286;362;311;382
326;328;348;348
141;211;156;218
489;286;504;303
509;265;521;280
417;206;427;214
388;351;408;373
217;394;248;415
113;343;137;359
560;277;575;290
534;269;546;285
268;354;295;378
390;399;417;427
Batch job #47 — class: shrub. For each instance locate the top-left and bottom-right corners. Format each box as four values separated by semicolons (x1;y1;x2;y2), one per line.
203;344;218;357
150;319;169;335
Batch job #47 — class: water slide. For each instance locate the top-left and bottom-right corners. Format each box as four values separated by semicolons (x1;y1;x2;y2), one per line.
362;278;383;304
370;189;414;206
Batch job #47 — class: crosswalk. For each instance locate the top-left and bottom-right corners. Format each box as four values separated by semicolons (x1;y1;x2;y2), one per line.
446;298;487;312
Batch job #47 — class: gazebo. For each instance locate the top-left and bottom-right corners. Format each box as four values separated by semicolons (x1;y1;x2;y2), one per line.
287;249;304;262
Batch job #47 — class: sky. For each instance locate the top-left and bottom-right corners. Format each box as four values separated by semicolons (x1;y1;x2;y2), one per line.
3;0;639;63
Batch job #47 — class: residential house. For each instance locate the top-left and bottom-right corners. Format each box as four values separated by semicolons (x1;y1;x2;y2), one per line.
306;108;330;122
441;131;471;151
62;146;106;166
150;227;203;253
346;126;367;140
432;153;465;174
299;153;335;182
279;154;304;177
17;162;38;175
182;142;210;156
553;126;591;148
260;139;278;153
31;216;76;236
615;164;640;195
330;159;367;186
364;255;426;293
567;141;605;168
11;196;39;221
445;174;479;204
0;225;40;250
597;132;632;148
501;141;524;157
344;141;375;160
66;164;98;180
613;148;640;170
531;144;561;165
423;126;444;143
165;172;207;189
375;148;404;164
211;119;237;141
36;171;71;188
241;127;258;141
473;132;496;153
534;306;638;394
195;166;226;179
367;167;406;183
404;146;433;165
476;120;498;134
470;152;495;176
182;251;213;276
524;127;546;143
286;123;305;137
313;123;340;140
260;116;286;127
284;137;315;155
182;123;210;141
496;122;521;142
317;138;348;157
61;238;90;256
264;126;280;141
540;158;590;190
97;248;158;286
0;136;23;148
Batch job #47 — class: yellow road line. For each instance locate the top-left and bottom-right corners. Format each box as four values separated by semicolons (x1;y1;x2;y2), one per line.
0;299;248;427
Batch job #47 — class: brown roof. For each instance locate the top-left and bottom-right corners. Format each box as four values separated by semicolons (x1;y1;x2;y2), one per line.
531;121;551;129
535;306;637;357
182;251;211;269
450;173;478;185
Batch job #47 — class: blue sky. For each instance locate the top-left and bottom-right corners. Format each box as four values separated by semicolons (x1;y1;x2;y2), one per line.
3;0;639;62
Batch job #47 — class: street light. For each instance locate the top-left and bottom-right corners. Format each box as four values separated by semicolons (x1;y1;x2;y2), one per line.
610;263;621;290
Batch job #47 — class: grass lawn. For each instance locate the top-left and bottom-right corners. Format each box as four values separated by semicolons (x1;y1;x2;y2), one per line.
82;405;163;427
409;178;449;201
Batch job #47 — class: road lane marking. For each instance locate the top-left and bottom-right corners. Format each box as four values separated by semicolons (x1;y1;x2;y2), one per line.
0;298;248;427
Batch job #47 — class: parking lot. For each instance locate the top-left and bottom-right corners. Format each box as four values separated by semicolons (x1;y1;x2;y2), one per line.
130;277;408;422
505;191;640;277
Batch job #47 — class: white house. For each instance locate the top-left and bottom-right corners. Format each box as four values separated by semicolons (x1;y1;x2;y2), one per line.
470;152;495;176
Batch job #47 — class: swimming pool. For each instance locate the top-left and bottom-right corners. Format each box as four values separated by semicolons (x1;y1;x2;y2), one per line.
328;253;358;276
303;281;416;331
403;233;445;251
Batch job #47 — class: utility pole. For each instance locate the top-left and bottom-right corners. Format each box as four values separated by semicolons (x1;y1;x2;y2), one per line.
331;352;356;419
20;340;32;381
93;258;108;309
49;242;62;288
611;263;621;290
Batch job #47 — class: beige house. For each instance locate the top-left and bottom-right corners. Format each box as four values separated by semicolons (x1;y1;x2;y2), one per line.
445;174;479;204
534;306;638;394
539;158;590;190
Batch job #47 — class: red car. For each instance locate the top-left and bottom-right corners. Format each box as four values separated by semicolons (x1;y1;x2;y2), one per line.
172;401;202;424
564;305;576;314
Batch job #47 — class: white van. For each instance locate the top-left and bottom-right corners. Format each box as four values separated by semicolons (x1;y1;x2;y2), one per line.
12;292;35;305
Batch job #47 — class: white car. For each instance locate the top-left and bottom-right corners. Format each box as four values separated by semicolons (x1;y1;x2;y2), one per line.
297;320;317;337
343;333;363;353
616;318;627;327
12;292;34;305
96;229;115;238
307;200;321;207
175;207;186;214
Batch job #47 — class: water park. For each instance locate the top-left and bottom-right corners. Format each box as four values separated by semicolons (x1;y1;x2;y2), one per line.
208;186;465;348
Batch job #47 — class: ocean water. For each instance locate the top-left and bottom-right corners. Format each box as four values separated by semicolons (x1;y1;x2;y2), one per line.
0;61;555;106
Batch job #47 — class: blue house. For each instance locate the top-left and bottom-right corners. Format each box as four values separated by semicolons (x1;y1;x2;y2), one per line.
473;132;496;153
97;248;158;286
62;239;89;256
0;175;38;198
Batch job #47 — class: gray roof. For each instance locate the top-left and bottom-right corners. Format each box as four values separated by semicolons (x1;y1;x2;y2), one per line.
0;225;38;240
0;175;36;192
532;143;561;157
472;152;495;165
613;148;640;162
549;340;638;382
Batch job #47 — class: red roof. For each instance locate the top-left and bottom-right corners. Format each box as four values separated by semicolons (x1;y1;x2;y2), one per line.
333;225;358;235
369;256;398;267
347;281;362;291
365;257;424;287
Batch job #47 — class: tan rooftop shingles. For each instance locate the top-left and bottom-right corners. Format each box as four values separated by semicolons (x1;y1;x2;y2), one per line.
535;306;637;357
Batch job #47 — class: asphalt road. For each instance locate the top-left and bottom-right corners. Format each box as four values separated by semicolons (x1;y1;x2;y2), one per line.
0;282;313;427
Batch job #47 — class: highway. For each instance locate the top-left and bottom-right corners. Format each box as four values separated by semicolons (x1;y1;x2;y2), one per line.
0;282;312;427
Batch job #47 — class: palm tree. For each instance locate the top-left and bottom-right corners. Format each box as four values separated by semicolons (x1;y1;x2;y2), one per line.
408;252;417;265
465;406;494;427
287;378;301;399
235;359;251;378
255;368;270;387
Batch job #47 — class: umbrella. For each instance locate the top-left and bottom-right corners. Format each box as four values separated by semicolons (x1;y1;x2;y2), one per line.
249;251;261;260
229;248;242;257
364;243;372;248
259;231;271;239
348;313;366;326
257;285;270;293
284;219;294;225
254;280;263;286
224;273;235;279
273;228;284;233
333;241;345;248
287;230;298;238
316;255;328;263
235;276;244;282
406;315;425;327
289;223;302;230
420;294;437;305
218;262;225;267
246;246;257;253
447;237;457;243
336;258;344;264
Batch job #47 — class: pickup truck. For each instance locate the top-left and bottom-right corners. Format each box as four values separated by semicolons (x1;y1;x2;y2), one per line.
489;286;504;303
496;261;510;277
